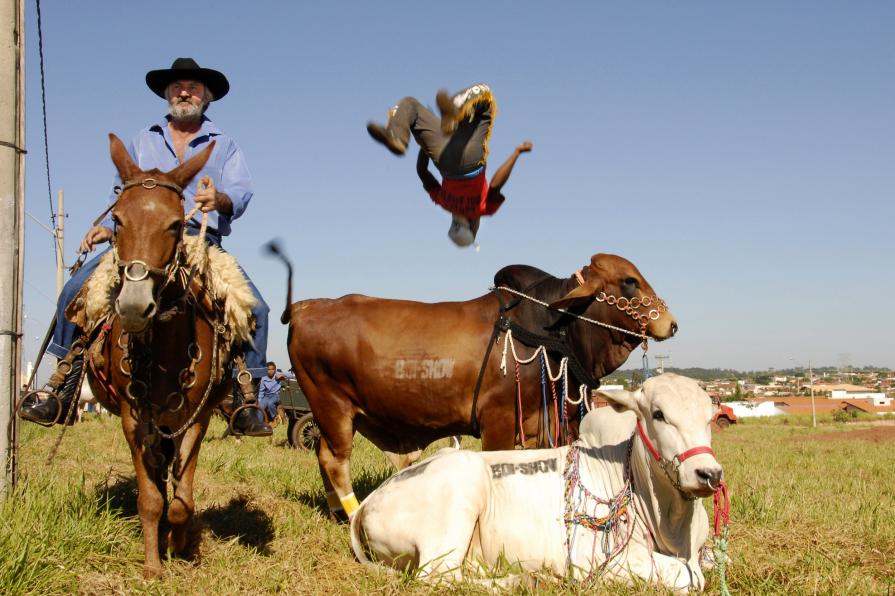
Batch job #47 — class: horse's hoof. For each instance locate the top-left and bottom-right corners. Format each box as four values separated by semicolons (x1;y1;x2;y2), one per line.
142;564;163;580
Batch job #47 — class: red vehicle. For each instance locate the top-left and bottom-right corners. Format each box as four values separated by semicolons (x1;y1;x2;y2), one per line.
713;402;738;429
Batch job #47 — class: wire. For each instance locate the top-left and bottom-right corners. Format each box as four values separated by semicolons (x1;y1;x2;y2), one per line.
35;0;56;232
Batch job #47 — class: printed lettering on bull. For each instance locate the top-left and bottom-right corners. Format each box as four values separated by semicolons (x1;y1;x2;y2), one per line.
490;457;558;479
394;358;455;380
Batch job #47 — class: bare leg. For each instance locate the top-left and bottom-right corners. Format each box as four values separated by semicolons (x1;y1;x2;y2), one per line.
316;432;356;519
167;413;211;557
122;404;165;578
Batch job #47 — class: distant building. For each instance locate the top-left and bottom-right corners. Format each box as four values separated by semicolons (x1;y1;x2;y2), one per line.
727;401;782;418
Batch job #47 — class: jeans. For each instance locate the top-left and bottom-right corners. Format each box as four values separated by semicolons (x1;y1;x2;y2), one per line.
258;392;280;421
47;230;269;377
386;96;493;177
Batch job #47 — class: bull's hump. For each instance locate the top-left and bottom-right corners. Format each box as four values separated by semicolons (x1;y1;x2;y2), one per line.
493;264;555;289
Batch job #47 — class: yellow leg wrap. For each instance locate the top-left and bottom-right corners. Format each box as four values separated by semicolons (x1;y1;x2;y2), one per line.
326;491;343;512
339;492;360;516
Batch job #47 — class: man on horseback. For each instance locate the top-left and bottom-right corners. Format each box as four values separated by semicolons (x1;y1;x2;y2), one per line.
366;83;533;247
20;58;272;436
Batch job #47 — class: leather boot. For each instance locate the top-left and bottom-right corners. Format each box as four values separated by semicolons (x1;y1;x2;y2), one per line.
366;121;407;156
19;357;83;425
232;406;272;437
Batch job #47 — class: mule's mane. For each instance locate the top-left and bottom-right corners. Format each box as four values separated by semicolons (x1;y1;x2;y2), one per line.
67;236;257;344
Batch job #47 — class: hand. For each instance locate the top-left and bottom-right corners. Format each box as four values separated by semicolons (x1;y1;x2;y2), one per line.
79;225;113;253
516;141;533;154
194;175;218;213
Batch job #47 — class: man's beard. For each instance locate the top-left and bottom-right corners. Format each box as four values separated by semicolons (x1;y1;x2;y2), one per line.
169;100;203;122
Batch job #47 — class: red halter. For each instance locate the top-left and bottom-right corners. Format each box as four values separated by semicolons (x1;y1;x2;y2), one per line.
635;418;716;464
634;417;717;500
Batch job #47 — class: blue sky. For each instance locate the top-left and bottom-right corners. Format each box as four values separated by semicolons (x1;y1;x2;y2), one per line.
19;2;894;380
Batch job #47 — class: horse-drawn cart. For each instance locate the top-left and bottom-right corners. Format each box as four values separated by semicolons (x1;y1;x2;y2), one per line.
279;380;320;450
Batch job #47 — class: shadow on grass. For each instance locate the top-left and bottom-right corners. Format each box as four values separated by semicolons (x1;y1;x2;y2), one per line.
197;495;275;555
293;467;393;518
95;474;139;519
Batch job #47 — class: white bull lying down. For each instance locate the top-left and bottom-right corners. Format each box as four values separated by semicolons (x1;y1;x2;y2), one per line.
350;373;724;591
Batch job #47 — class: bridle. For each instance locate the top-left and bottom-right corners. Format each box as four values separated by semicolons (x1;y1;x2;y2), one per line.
495;271;670;352
635;418;716;501
574;268;668;351
111;177;189;299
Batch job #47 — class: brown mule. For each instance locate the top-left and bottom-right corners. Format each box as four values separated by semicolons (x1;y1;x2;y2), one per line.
85;134;236;577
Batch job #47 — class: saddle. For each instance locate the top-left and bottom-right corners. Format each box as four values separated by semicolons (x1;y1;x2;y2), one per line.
65;236;258;375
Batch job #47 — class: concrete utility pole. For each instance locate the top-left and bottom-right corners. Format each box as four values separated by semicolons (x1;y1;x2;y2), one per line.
809;360;816;428
55;189;63;297
0;0;26;495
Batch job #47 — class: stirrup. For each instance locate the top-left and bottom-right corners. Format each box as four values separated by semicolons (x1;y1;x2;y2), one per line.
228;403;270;436
16;388;64;427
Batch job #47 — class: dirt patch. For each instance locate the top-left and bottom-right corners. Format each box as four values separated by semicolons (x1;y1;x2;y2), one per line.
808;426;895;443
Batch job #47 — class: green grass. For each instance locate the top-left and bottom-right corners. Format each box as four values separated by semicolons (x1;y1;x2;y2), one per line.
2;415;893;594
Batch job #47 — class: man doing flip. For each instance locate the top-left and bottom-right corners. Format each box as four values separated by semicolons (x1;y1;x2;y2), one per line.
366;84;532;247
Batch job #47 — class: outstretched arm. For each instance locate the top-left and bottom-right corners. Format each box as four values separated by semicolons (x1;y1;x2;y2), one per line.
489;141;533;192
416;149;441;192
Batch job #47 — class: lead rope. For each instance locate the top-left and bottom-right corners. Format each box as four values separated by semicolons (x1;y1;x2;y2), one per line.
712;481;731;596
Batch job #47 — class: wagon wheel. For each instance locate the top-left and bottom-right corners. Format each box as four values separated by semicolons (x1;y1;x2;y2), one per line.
290;412;320;451
715;416;731;430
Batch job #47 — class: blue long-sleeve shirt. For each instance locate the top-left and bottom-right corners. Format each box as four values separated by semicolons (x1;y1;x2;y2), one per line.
258;374;283;401
105;115;253;238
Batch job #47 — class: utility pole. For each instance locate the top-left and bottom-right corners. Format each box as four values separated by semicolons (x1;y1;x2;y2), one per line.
809;360;816;428
55;189;63;297
0;0;26;495
654;354;670;374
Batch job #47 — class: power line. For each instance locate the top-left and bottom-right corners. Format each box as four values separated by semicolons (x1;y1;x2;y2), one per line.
35;0;55;229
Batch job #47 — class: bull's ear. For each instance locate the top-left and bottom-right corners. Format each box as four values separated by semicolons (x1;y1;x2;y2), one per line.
595;388;641;413
109;133;140;181
549;277;603;310
168;140;216;189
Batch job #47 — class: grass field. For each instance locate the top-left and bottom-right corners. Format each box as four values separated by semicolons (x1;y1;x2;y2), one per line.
2;414;893;595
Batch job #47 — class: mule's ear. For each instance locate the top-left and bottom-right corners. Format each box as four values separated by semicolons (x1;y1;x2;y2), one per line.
549;277;603;310
595;388;641;413
109;133;140;181
168;140;216;189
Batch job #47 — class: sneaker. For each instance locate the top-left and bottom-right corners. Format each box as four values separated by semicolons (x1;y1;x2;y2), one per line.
366;122;406;156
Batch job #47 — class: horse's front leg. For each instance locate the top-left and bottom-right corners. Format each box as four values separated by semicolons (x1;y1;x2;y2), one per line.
121;404;166;578
167;410;212;558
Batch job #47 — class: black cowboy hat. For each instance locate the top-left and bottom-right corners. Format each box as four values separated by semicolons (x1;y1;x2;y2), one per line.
145;57;229;101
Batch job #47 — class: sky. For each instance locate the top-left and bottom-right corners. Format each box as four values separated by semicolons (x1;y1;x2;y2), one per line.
17;1;895;382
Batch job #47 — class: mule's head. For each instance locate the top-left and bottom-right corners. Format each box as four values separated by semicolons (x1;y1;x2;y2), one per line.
108;133;214;333
549;254;678;342
596;373;723;498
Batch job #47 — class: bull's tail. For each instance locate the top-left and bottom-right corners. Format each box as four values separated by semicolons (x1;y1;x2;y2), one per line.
263;240;294;324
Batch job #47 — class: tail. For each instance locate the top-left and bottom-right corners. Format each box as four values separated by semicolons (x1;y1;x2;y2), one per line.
263;240;294;324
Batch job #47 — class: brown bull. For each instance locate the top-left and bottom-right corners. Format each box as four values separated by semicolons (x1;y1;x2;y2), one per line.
268;246;677;518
